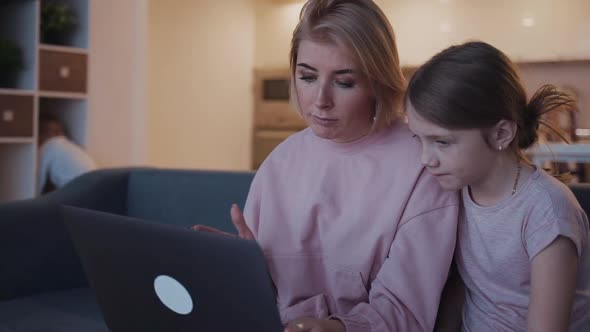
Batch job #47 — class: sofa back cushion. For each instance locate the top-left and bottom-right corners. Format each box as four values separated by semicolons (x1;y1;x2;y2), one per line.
569;183;590;217
126;169;255;233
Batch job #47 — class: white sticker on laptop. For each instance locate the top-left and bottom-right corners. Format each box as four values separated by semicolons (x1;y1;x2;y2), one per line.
153;275;194;315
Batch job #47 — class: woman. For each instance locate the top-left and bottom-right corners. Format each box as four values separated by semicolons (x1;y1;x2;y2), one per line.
197;1;459;331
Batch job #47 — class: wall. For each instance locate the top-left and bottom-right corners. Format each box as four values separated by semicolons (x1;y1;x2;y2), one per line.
519;61;590;130
378;0;590;66
255;0;303;69
88;0;148;167
147;0;256;170
256;0;590;67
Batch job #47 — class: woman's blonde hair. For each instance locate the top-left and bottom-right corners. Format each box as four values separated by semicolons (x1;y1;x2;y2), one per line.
289;0;405;131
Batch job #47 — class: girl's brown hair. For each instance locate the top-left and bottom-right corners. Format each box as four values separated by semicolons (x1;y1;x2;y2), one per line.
406;41;576;166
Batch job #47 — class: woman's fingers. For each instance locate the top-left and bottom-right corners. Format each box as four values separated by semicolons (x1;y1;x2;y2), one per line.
230;204;255;240
191;224;236;237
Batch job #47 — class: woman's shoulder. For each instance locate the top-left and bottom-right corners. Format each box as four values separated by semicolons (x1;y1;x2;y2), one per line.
384;122;460;221
266;127;309;156
402;168;460;223
372;120;422;157
255;128;310;171
378;119;416;143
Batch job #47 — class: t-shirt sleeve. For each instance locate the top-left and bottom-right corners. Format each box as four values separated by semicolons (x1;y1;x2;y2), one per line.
524;190;588;260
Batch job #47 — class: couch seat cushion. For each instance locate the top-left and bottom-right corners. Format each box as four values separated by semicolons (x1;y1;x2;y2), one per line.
0;288;108;332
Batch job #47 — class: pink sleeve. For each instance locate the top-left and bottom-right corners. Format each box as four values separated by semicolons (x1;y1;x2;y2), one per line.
280;294;331;322
332;205;459;332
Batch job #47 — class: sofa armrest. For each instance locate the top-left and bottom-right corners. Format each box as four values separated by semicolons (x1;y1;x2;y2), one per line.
0;168;134;301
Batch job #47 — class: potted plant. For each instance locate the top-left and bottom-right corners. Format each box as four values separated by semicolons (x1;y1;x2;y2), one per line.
0;39;24;88
41;0;77;45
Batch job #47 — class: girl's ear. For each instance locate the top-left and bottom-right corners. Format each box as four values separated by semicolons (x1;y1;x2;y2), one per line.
489;119;517;150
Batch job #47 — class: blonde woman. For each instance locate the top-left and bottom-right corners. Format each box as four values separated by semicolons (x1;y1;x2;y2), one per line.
196;1;459;331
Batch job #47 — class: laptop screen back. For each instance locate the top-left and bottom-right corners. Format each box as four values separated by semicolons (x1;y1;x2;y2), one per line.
61;206;283;332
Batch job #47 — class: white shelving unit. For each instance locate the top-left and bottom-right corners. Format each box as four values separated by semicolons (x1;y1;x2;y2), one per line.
0;0;89;202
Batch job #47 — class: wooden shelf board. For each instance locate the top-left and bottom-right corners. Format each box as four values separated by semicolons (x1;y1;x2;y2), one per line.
38;91;87;99
0;88;35;96
39;44;89;55
0;137;34;144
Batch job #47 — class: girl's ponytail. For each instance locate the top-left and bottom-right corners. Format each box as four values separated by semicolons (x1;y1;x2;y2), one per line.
519;84;577;150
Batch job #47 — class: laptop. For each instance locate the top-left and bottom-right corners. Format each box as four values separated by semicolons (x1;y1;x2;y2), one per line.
61;205;284;332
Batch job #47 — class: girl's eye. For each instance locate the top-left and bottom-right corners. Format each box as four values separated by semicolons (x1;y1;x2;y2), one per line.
411;134;421;141
436;140;449;146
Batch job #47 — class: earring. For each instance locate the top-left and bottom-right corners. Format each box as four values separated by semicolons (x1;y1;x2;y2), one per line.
498;145;503;151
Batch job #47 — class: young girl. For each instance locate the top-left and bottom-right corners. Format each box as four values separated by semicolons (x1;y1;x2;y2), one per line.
406;41;590;331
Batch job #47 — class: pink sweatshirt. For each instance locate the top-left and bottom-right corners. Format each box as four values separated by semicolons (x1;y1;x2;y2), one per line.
244;122;460;331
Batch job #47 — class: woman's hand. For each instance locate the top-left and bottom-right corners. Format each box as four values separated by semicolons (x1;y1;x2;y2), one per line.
191;204;255;240
284;318;345;332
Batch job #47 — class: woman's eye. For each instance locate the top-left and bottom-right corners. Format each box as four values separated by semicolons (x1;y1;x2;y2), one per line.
299;76;315;83
411;134;421;141
336;80;354;88
436;140;449;146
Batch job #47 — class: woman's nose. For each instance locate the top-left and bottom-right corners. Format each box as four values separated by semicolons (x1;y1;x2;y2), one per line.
314;84;333;110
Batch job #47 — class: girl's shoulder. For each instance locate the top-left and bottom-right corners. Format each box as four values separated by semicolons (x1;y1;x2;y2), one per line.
527;168;584;218
519;168;589;258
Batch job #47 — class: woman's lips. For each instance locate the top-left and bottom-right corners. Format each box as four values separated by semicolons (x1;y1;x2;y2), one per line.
312;114;337;126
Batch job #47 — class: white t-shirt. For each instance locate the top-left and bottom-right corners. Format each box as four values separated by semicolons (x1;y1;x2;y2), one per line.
37;136;97;193
457;167;590;331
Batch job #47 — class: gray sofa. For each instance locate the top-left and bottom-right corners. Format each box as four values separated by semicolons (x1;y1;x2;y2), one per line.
0;168;255;332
